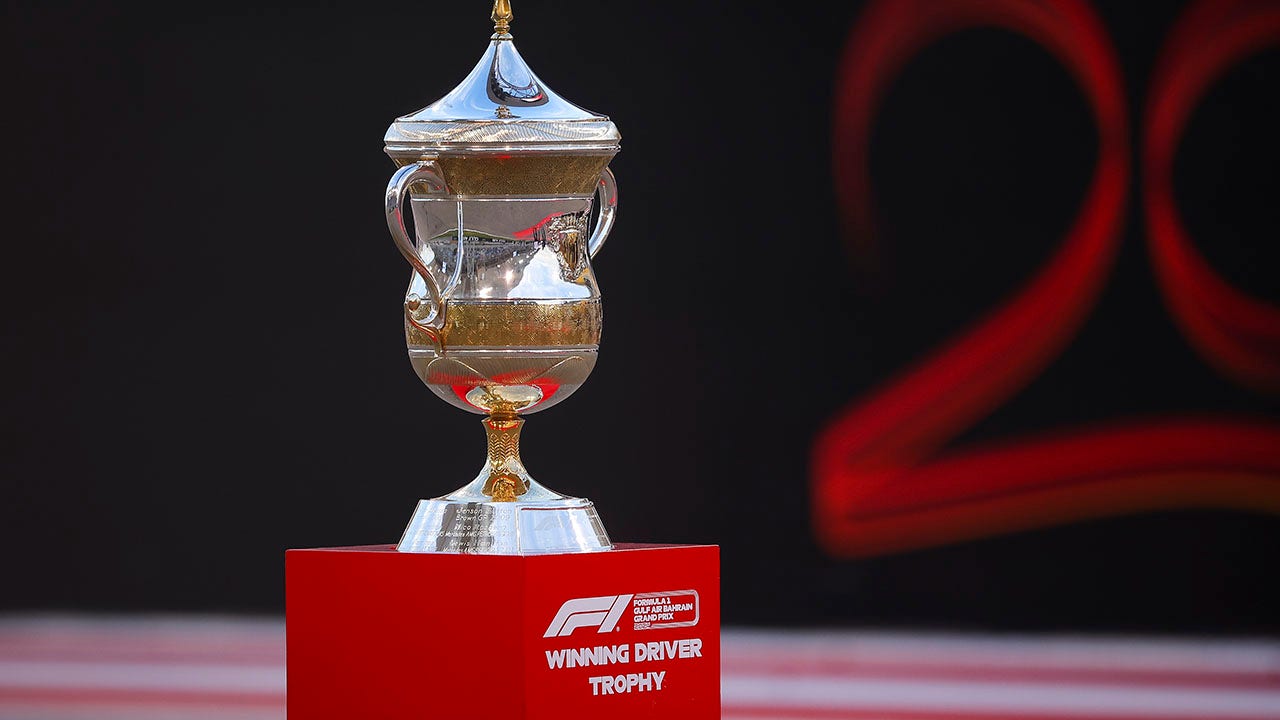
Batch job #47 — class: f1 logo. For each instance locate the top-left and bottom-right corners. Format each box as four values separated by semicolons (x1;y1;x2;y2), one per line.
543;594;634;638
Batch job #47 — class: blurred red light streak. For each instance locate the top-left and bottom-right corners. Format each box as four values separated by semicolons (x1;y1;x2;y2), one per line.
815;0;1280;557
1144;0;1280;392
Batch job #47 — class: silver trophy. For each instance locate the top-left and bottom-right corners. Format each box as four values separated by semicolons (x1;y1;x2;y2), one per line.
385;1;621;554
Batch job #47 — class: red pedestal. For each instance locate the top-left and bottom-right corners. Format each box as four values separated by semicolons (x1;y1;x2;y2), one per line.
286;543;720;719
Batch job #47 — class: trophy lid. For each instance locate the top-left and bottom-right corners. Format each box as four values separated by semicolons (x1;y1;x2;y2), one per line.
384;1;621;157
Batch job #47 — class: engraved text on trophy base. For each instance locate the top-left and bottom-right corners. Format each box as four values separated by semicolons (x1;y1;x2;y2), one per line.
435;503;496;553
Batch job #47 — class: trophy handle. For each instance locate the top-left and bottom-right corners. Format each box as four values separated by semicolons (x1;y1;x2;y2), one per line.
385;161;449;325
586;167;617;259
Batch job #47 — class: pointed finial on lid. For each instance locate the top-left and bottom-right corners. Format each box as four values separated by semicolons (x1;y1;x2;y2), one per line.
492;0;513;35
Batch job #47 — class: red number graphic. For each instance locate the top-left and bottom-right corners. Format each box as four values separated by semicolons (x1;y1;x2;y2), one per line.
815;0;1280;557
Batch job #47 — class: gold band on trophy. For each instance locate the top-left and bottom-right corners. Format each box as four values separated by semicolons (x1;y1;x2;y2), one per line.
396;154;611;197
406;299;602;349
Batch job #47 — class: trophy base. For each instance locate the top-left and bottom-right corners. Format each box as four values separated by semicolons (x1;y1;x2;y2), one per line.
287;543;721;719
397;496;611;554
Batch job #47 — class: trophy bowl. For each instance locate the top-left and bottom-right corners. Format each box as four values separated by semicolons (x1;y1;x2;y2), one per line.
384;1;621;555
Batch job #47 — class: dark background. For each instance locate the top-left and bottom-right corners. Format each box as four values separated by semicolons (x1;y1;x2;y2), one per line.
4;0;1277;632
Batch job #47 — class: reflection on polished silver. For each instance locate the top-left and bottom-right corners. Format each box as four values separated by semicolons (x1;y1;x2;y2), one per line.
382;1;619;154
387;1;621;555
400;499;610;555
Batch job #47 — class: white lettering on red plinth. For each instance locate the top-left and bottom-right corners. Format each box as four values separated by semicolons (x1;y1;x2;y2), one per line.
588;671;666;695
543;589;706;698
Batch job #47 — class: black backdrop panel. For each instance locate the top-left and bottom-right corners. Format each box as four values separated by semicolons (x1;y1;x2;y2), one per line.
3;0;1277;632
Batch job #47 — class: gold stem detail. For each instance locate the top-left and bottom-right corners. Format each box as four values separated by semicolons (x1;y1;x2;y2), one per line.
481;412;528;502
492;0;513;34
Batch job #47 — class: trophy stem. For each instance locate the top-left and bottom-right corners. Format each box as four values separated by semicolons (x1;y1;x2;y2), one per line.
481;412;529;502
397;408;612;554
